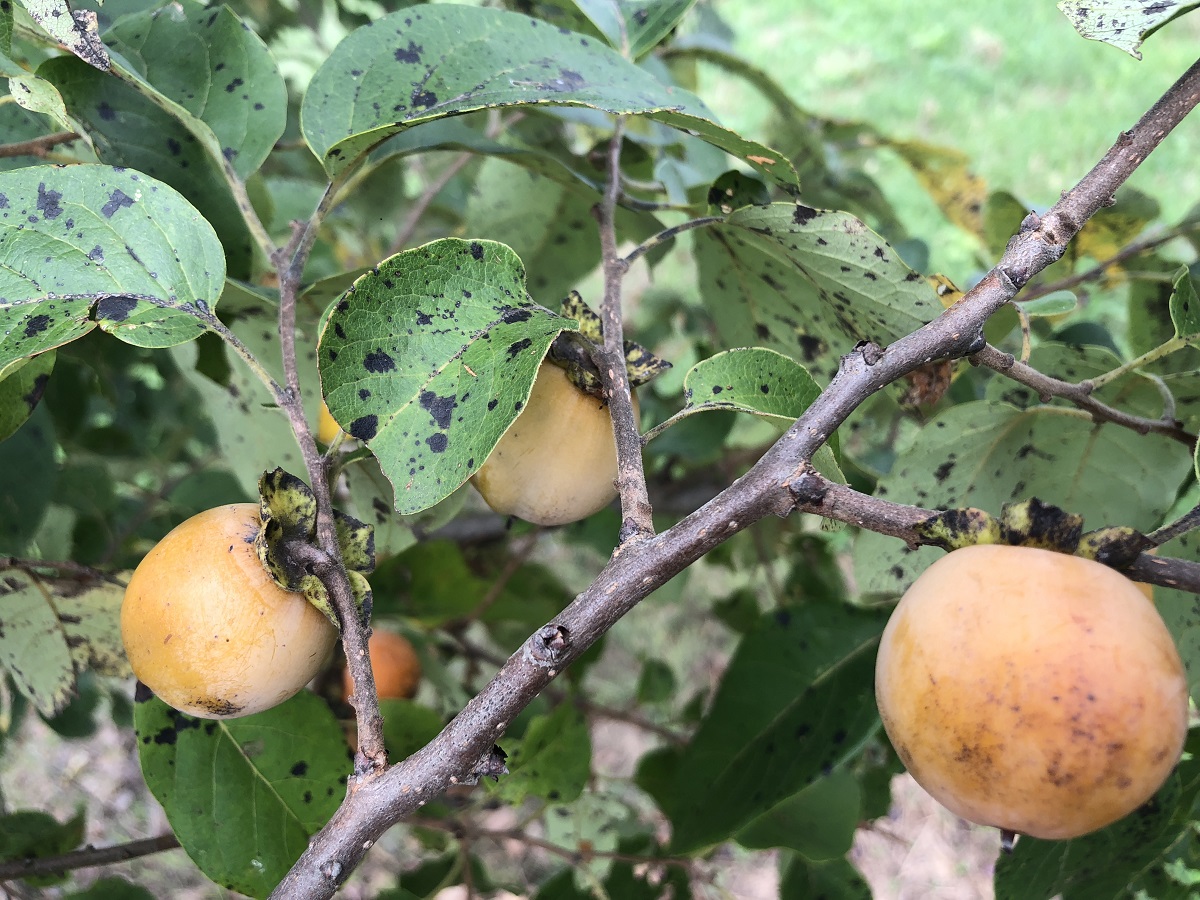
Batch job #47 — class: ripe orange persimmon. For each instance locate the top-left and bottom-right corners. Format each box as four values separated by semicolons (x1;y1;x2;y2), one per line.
875;544;1188;840
121;504;339;719
471;361;635;526
342;628;422;701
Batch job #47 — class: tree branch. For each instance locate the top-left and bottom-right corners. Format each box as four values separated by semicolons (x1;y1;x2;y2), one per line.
270;52;1200;900
0;834;180;882
971;343;1196;448
0;131;79;159
592;117;655;542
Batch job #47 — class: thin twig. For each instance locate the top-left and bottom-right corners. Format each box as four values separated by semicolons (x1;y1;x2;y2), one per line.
0;834;180;881
388;152;474;255
1149;504;1200;546
271;51;1200;900
1020;222;1200;303
443;530;542;631
0;557;120;583
275;173;389;770
621;216;723;268
593;117;654;543
0;131;79;159
971;343;1195;448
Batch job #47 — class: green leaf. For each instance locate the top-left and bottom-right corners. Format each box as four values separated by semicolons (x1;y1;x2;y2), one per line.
639;602;888;853
0;569;77;716
1170;266;1200;341
0;402;56;553
994;728;1200;899
571;0;698;59
542;792;632;889
105;0;287;180
855;397;1191;599
300;6;797;189
697;204;940;381
0;164;225;372
134;691;349;899
49;574;129;678
0;1;11;57
317;239;576;515
780;853;872;900
462;157;663;303
0;808;85;886
679;347;822;422
490;700;591;804
0;351;53;442
735;770;861;861
1021;290;1077;317
39;55;255;279
172;307;317;498
22;0;110;70
1058;0;1200;59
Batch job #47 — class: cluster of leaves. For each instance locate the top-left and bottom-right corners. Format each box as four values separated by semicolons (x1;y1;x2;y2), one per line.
0;0;1198;897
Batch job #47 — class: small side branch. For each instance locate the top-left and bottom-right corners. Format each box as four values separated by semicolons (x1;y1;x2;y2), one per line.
971;343;1196;448
0;834;180;882
593;117;654;543
0;131;79;159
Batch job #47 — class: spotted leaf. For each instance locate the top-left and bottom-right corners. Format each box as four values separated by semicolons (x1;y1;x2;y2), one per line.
318;239;577;515
696;203;941;382
0;165;225;375
300;5;796;189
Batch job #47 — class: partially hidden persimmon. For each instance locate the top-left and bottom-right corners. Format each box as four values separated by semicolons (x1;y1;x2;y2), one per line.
342;628;422;702
121;504;339;719
875;543;1188;840
471;361;636;526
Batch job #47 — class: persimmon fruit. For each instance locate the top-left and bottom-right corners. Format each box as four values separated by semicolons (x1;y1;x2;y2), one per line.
875;543;1188;840
121;504;339;719
317;398;342;445
471;361;636;526
342;628;422;701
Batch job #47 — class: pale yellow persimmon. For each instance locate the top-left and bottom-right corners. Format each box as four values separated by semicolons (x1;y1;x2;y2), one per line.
875;544;1188;840
471;362;636;526
121;504;338;719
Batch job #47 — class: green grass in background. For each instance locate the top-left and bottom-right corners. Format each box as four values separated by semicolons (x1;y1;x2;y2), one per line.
702;1;1200;277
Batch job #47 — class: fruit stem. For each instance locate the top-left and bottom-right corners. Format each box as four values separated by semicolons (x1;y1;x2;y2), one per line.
593;116;655;543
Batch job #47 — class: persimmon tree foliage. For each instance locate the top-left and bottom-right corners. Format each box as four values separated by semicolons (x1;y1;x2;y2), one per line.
2;0;1200;897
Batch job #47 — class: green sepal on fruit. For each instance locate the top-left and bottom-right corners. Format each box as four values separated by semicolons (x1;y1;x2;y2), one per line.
998;497;1084;551
256;468;375;629
913;506;1001;550
551;292;671;396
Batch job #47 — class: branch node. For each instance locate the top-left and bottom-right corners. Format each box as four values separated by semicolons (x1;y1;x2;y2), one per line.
856;341;884;366
530;624;572;664
786;466;827;507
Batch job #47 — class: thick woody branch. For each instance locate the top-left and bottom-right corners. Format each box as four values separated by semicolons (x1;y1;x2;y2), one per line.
593;117;655;542
272;54;1200;900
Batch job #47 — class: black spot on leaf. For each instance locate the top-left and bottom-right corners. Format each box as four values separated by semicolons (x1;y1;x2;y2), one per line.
97;101;116;121
792;204;818;225
87;245;104;261
23;314;50;337
501;307;532;323
23;373;49;410
290;761;308;776
349;415;378;441
394;40;422;63
97;296;138;322
225;77;245;93
426;432;448;453
363;349;396;373
101;189;134;218
419;391;456;429
506;338;532;358
711;385;723;394
411;88;437;108
36;183;63;219
469;242;484;260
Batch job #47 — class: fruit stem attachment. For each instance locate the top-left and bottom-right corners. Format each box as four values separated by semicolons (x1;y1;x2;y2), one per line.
593;115;655;544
